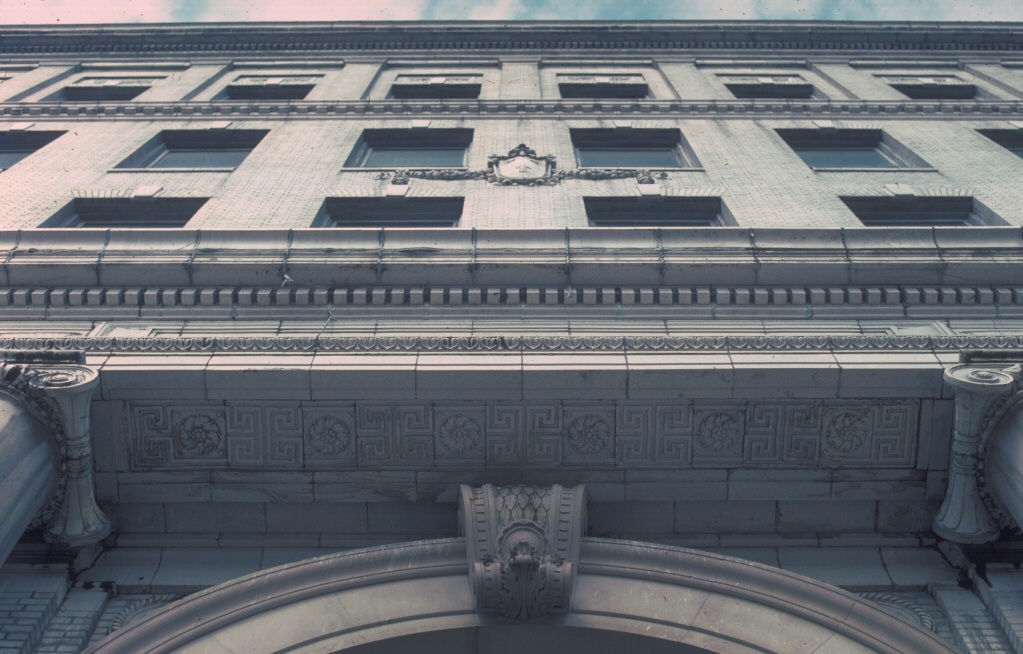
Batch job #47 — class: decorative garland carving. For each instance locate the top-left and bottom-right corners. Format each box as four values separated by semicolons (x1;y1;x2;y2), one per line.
460;484;586;620
975;388;1023;531
108;595;182;634
0;361;111;547
859;593;936;632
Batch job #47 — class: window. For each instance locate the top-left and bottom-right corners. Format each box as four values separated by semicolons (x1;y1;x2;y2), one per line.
775;129;927;170
221;75;320;100
840;195;1002;227
314;197;463;228
115;129;268;170
584;197;726;227
0;130;64;171
345;129;473;168
880;75;976;100
571;128;696;168
389;75;482;99
978;129;1023;159
59;76;163;101
719;74;815;99
558;74;649;99
42;197;208;228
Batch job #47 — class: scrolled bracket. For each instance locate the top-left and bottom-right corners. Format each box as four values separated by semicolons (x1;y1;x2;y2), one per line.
25;365;111;547
934;364;1020;544
459;484;586;620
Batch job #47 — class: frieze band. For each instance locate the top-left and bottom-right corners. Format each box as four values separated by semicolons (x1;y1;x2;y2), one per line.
130;399;918;470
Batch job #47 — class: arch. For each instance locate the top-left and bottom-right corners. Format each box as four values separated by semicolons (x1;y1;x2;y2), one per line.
86;537;955;654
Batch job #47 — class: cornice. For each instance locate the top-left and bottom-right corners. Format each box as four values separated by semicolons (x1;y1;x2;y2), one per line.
2;22;1023;56
3;98;1023;120
3;334;1023;353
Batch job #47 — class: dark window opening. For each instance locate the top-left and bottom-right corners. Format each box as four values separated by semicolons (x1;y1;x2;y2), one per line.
116;129;269;170
222;76;319;100
345;129;473;168
776;128;923;170
58;77;161;101
315;197;464;228
978;129;1023;159
571;129;694;168
584;197;725;227
0;130;64;171
722;76;815;99
558;75;649;99
41;197;208;228
840;196;1000;227
389;76;482;99
884;76;977;100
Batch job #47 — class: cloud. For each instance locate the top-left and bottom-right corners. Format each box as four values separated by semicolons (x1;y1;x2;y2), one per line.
0;0;179;24
3;0;1023;24
189;0;432;22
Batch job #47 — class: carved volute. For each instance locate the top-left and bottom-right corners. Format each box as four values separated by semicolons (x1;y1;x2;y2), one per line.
459;484;587;620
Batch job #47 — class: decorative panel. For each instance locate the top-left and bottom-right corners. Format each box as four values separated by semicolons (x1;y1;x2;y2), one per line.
129;400;919;470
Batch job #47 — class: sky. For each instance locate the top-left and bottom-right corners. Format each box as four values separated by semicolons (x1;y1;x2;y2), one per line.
2;0;1023;25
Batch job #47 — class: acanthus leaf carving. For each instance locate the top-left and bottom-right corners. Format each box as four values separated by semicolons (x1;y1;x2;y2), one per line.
460;484;586;620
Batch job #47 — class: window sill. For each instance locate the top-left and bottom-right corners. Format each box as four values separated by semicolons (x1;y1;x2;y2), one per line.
340;167;469;171
109;167;236;173
577;166;705;172
810;167;937;173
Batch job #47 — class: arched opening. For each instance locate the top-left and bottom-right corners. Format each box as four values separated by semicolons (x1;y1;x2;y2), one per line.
87;538;955;654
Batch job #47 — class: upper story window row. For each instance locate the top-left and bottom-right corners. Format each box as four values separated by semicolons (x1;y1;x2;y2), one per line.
4;61;1023;103
4;123;1023;177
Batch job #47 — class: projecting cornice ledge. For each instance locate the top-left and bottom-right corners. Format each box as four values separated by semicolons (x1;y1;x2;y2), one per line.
2;227;1022;290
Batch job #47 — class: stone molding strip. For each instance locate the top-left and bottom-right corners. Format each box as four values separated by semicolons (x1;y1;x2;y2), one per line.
5;227;1021;289
85;537;957;654
4;334;1023;353
3;98;1023;119
2;22;1021;55
1;285;1022;310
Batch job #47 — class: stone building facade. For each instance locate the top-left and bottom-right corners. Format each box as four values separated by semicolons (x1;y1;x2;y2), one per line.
1;20;1023;653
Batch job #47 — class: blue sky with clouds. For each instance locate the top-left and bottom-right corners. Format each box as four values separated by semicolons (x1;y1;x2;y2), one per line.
3;0;1023;24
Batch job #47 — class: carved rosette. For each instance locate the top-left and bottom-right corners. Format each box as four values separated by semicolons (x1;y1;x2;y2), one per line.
459;484;587;620
933;364;1019;544
0;362;112;548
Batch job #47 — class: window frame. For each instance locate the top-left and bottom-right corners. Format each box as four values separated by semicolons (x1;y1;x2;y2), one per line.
313;197;464;228
775;128;933;172
59;76;164;102
114;129;269;172
343;128;474;170
718;74;817;99
0;130;65;172
41;197;209;229
220;75;322;101
557;74;651;99
583;196;728;227
570;128;700;170
840;195;1004;227
387;75;483;100
977;129;1023;160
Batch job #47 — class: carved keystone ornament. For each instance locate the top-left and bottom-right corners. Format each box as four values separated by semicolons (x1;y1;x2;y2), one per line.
459;484;587;620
